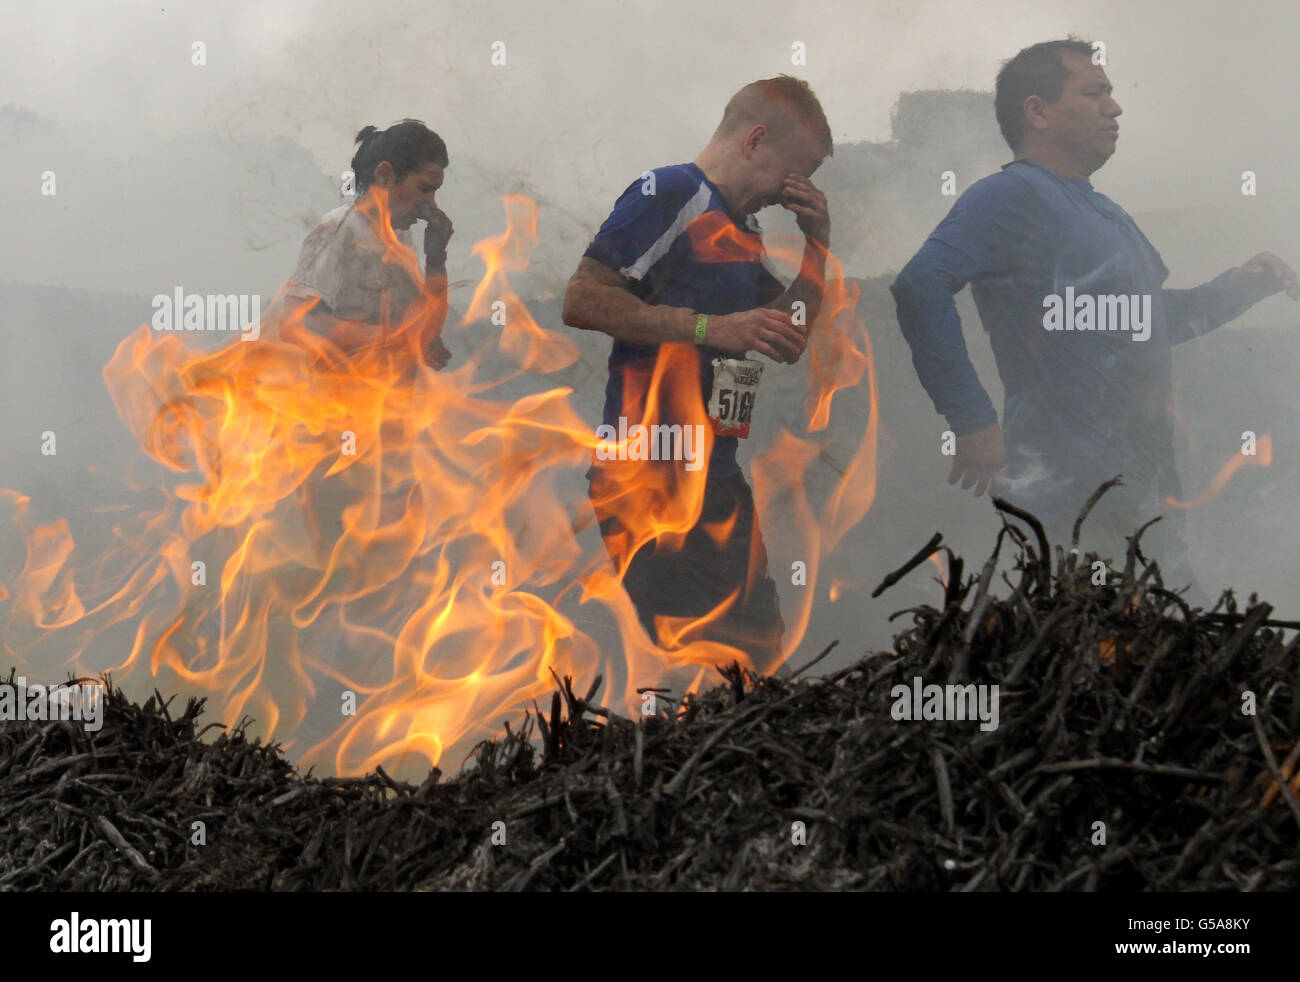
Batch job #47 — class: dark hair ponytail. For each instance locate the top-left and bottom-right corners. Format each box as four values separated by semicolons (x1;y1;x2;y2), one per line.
350;119;449;193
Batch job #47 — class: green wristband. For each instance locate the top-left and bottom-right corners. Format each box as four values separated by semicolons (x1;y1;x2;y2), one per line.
694;313;708;345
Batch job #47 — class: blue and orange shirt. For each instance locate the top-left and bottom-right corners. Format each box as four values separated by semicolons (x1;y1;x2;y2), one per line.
581;163;785;479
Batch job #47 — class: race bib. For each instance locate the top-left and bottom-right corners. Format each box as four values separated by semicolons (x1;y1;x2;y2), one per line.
707;357;763;438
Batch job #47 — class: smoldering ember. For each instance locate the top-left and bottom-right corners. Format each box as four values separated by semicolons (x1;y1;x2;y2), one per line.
1;498;1297;891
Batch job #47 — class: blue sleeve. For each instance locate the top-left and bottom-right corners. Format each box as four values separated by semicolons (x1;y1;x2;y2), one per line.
1163;270;1254;344
583;168;696;280
890;173;1048;435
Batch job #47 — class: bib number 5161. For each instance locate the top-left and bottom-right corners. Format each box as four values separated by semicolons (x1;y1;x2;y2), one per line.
708;357;763;438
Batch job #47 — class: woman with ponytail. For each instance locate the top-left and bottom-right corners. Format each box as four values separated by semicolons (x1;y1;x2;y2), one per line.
284;118;454;369
280;120;456;572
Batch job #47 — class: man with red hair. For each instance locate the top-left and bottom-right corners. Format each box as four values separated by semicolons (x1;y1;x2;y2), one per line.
564;76;833;671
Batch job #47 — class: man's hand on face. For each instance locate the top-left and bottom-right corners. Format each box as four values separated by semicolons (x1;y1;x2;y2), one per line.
707;307;806;364
780;173;830;246
423;335;452;371
422;206;455;272
950;421;1006;497
1227;251;1300;303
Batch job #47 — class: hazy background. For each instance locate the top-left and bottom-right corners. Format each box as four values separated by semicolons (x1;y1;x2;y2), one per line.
3;0;1298;753
5;0;1297;294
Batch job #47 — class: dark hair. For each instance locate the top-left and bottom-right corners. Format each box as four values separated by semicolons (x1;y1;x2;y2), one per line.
350;119;449;193
994;39;1096;151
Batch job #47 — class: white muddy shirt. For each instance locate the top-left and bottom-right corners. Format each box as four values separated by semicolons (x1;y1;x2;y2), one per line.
284;203;422;325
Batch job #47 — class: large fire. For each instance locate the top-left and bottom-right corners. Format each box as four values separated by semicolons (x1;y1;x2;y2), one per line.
1;188;877;779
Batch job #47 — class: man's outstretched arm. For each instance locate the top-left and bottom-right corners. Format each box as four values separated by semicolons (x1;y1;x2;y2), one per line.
1164;251;1299;344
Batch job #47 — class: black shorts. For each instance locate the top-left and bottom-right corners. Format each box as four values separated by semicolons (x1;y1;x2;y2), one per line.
589;470;785;672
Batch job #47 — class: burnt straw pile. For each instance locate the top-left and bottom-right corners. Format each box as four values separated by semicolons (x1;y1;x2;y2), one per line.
2;488;1299;891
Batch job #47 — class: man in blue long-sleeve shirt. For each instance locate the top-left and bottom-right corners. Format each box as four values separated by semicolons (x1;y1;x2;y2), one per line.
891;39;1297;592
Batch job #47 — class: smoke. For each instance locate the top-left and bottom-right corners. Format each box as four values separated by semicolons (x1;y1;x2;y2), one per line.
6;0;1296;289
2;0;1298;723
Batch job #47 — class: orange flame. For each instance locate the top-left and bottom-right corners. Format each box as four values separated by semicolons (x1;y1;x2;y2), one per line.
1165;434;1272;510
686;211;766;264
926;552;947;591
1;189;877;778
